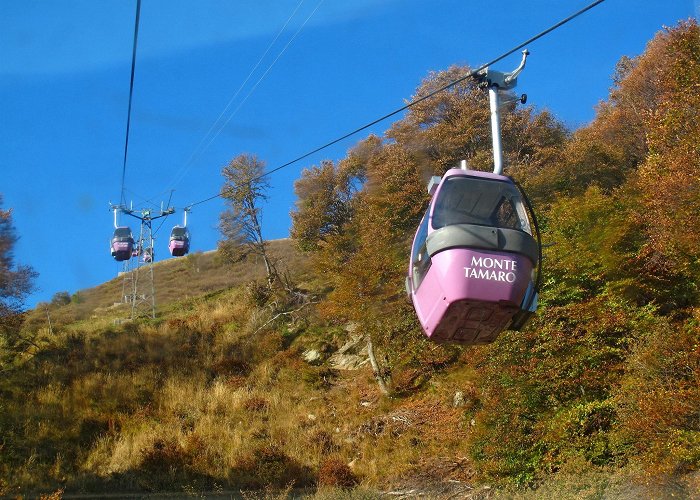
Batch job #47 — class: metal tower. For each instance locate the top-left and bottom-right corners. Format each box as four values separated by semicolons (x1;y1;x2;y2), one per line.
130;213;157;318
119;258;134;304
112;204;174;319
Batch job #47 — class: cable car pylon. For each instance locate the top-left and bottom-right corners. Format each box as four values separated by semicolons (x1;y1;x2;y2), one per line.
110;202;175;319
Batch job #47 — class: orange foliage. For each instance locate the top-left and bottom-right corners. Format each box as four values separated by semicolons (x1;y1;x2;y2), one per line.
289;19;700;486
317;456;359;488
632;22;700;280
615;308;700;473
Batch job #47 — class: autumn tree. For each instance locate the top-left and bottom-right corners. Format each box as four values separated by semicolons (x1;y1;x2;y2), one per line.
290;144;370;252
630;20;700;307
292;65;567;321
538;21;700;312
523;24;698;206
609;20;700;473
50;291;71;307
218;154;276;282
291;22;700;479
0;196;37;361
470;20;700;481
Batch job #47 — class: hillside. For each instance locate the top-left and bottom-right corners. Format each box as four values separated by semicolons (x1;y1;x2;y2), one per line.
22;239;308;328
1;20;699;499
5;244;698;498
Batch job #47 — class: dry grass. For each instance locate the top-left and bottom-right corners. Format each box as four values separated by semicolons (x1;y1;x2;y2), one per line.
0;284;520;496
7;304;697;498
498;468;700;499
8;239;696;497
22;239;308;333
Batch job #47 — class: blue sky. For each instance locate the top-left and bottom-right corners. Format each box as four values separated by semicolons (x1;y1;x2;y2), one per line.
1;0;697;308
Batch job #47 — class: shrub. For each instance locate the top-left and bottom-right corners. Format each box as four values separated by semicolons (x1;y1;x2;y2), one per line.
50;291;71;307
233;445;313;488
318;456;358;488
245;280;272;307
210;351;250;378
302;367;338;390
614;311;700;473
139;438;187;475
309;430;339;454
243;396;269;413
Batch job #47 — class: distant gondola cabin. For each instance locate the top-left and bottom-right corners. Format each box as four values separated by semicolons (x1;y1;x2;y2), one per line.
169;226;190;257
111;226;134;261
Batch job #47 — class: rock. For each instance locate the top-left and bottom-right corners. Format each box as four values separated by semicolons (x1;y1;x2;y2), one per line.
329;334;369;370
330;353;369;370
336;337;362;355
303;349;322;364
453;390;465;408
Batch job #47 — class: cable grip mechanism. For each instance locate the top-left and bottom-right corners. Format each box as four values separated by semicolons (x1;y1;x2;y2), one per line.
478;49;529;90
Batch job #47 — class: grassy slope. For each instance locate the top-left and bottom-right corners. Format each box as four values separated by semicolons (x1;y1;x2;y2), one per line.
4;241;480;496
2;241;699;498
23;239;307;327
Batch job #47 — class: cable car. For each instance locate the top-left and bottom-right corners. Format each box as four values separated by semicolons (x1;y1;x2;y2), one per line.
405;50;541;344
111;226;134;261
406;167;541;344
168;226;190;257
142;247;154;263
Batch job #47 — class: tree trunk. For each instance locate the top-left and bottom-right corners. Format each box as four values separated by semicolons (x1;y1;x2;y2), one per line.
367;335;391;396
262;252;272;279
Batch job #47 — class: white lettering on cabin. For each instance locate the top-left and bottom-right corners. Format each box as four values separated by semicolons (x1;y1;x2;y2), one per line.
464;256;517;283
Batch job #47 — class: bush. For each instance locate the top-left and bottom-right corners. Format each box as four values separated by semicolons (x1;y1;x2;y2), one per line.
234;445;314;488
50;291;71;307
309;430;339;454
318;456;358;488
140;438;187;475
302;367;338;390
243;396;269;413
614;310;700;473
245;280;272;307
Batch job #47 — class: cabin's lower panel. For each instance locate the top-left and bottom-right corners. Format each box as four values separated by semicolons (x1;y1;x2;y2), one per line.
429;299;519;344
411;247;533;343
170;245;189;257
112;250;131;262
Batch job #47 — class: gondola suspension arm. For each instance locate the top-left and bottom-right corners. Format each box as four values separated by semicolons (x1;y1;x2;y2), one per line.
478;49;529;175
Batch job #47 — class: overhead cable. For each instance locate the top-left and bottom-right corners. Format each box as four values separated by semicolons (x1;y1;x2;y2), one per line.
190;0;326;172
166;0;309;191
119;0;142;207
186;0;606;209
152;190;175;237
